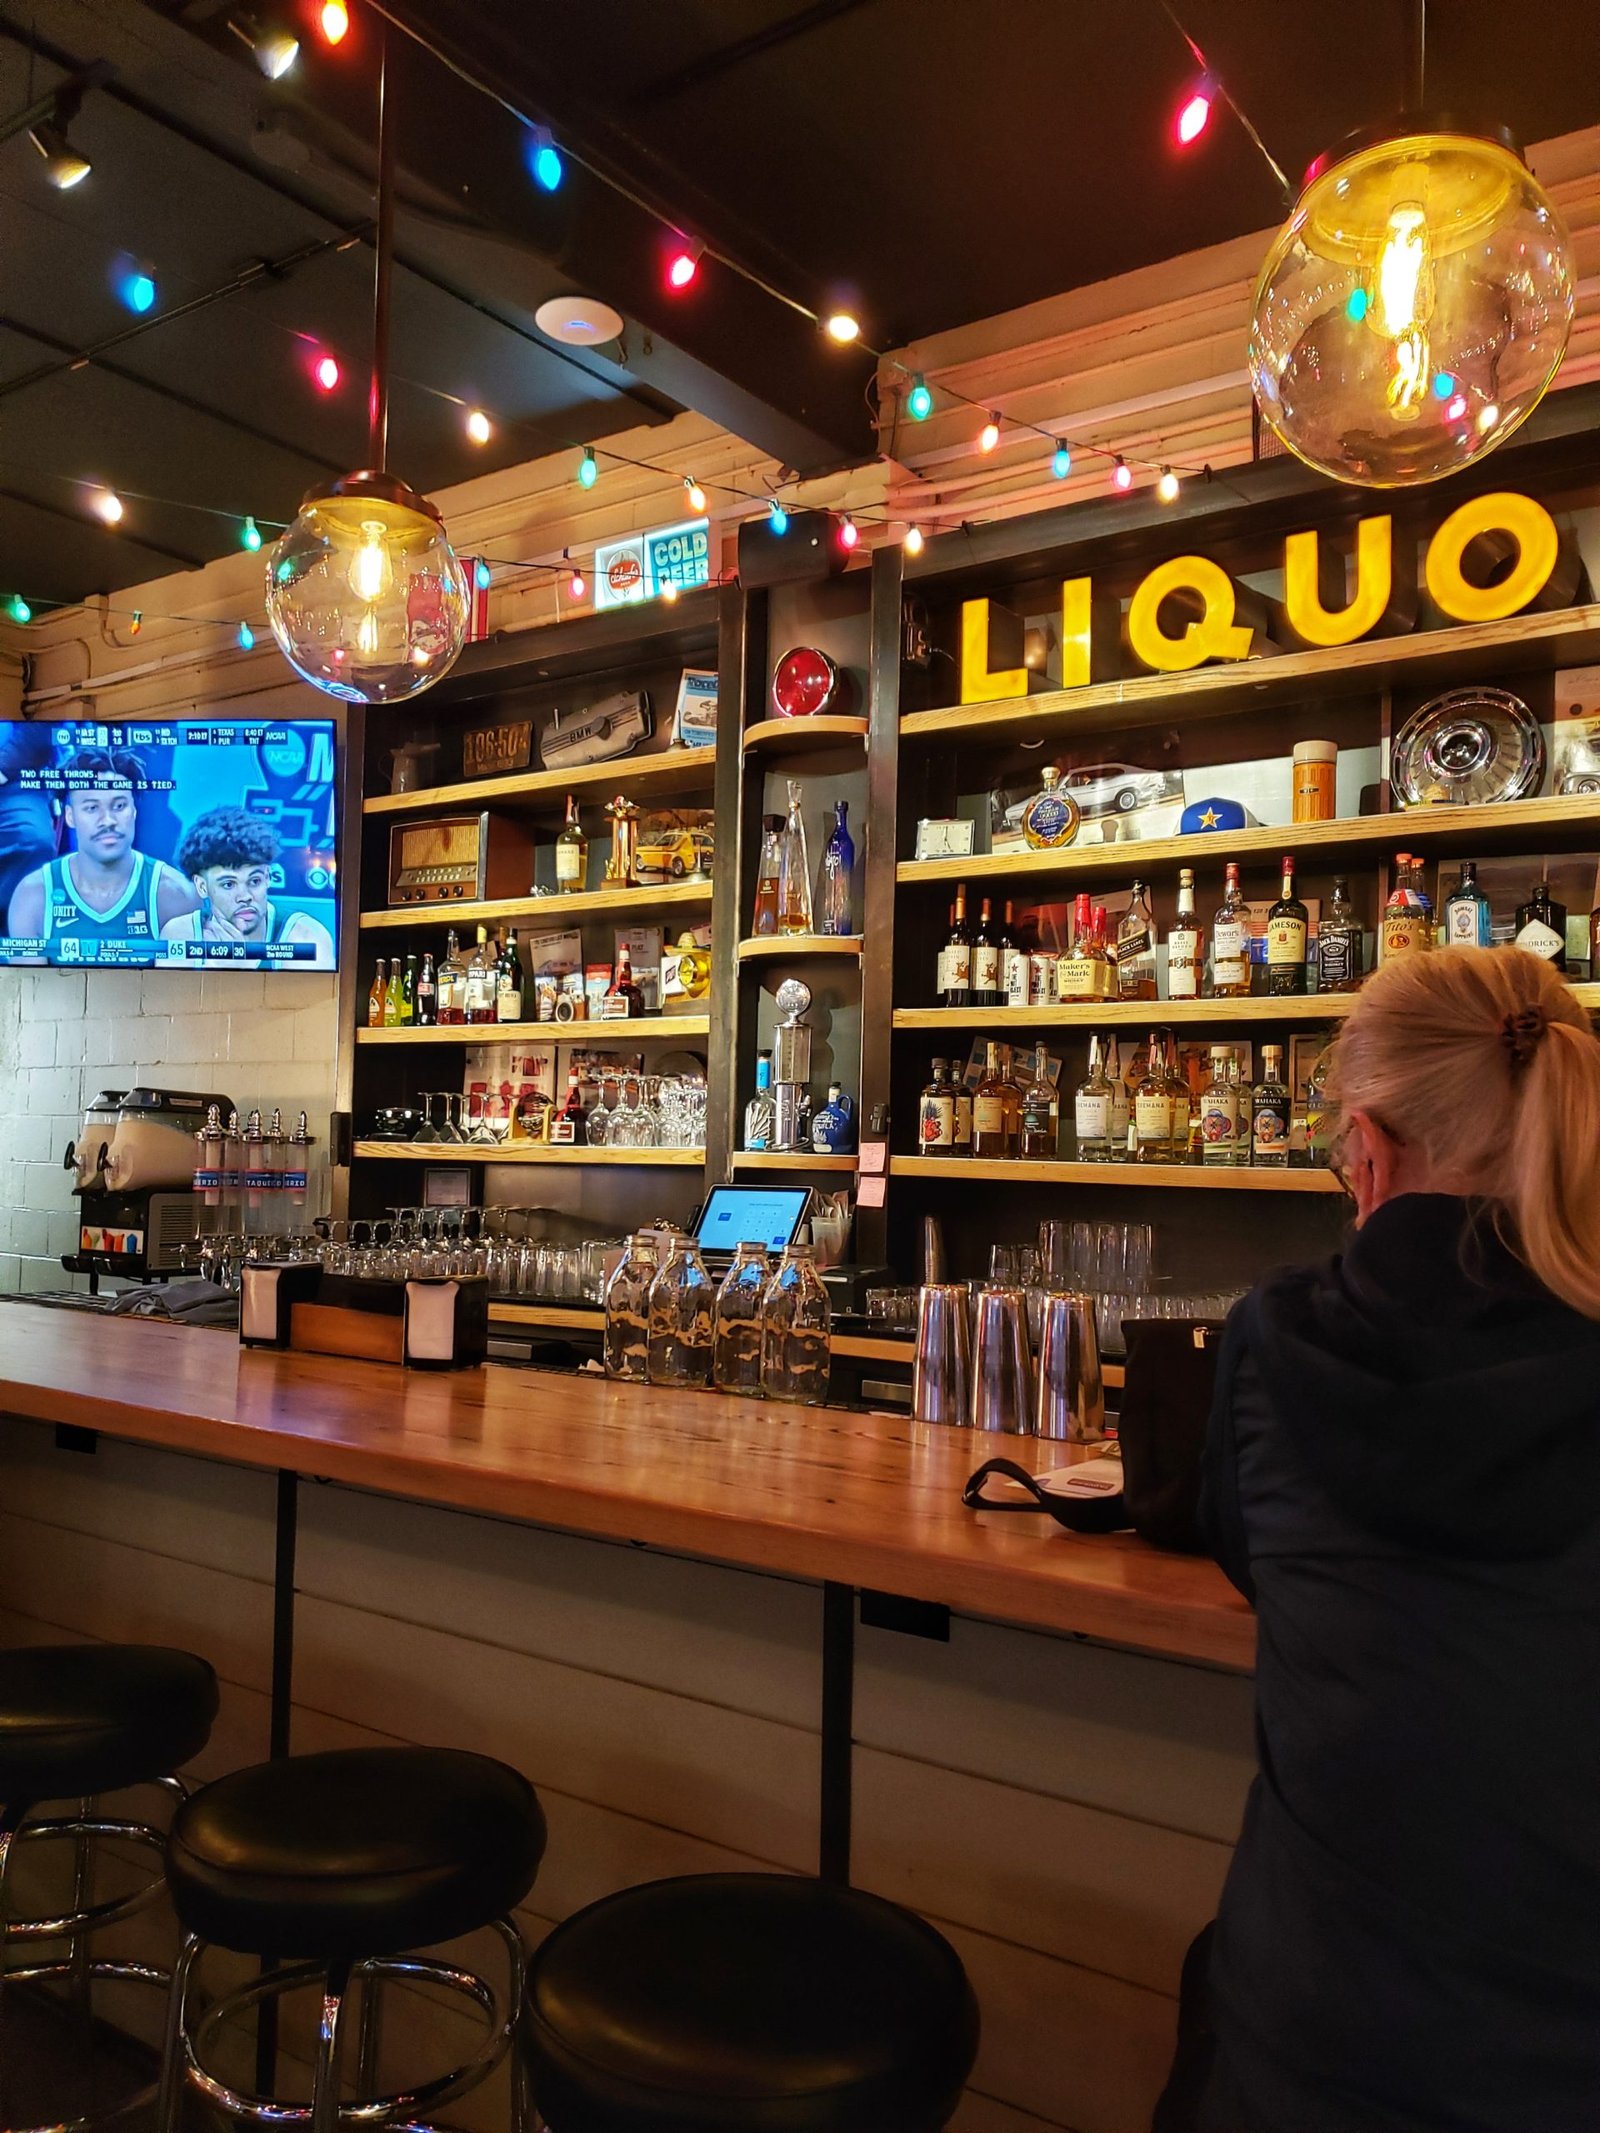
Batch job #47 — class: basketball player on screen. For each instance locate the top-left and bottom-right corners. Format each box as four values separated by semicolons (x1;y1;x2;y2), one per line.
160;806;334;967
5;745;197;957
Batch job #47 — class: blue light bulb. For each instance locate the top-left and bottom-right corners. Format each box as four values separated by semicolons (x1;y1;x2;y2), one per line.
768;503;789;536
907;376;933;421
1432;370;1455;400
240;516;262;552
237;622;255;650
474;558;492;591
577;448;598;490
1345;286;1369;323
528;127;563;192
1051;442;1072;479
7;595;31;624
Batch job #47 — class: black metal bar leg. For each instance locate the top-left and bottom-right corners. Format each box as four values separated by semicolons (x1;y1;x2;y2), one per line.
819;1581;855;1885
254;1470;300;2099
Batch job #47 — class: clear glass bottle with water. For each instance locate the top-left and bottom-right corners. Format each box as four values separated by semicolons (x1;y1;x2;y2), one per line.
603;1231;659;1381
760;1242;832;1404
646;1233;714;1386
713;1242;770;1396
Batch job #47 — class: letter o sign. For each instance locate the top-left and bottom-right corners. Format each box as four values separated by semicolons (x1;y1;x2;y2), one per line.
1425;493;1560;624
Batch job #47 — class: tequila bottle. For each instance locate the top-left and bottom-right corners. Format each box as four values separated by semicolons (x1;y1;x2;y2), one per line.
1134;1031;1173;1166
818;800;854;935
1251;1044;1291;1167
776;780;813;934
1199;1046;1241;1167
1164;1034;1194;1163
752;814;784;936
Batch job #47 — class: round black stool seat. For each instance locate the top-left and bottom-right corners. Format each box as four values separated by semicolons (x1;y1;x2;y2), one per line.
525;1873;980;2133
166;1745;545;1962
0;1643;218;1805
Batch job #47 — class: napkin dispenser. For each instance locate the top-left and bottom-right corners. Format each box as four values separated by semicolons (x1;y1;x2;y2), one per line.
240;1263;488;1370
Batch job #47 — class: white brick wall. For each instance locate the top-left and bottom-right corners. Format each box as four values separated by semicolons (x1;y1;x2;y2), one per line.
0;966;338;1292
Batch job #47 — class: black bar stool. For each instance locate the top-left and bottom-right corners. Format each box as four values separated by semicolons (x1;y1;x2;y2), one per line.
0;1642;219;2133
523;1873;980;2132
157;1745;546;2133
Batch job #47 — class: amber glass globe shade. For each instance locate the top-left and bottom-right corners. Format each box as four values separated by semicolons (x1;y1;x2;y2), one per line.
1249;127;1573;487
265;474;469;704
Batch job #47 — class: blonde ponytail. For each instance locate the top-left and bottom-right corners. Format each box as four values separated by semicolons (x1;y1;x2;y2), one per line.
1326;946;1600;1318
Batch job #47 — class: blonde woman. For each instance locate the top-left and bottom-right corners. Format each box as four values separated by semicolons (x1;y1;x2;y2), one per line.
1195;946;1600;2132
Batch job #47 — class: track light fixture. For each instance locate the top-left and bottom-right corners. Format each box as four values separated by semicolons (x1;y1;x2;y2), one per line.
29;118;89;190
230;16;300;79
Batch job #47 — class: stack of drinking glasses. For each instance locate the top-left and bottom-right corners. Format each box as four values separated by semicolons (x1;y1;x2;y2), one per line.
602;1228;832;1404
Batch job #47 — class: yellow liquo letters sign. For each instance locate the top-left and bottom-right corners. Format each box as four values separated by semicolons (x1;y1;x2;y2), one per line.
958;491;1573;703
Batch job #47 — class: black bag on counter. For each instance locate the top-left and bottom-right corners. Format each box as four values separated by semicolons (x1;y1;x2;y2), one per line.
962;1318;1223;1553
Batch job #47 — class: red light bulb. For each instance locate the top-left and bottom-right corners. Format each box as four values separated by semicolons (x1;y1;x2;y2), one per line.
666;240;703;291
568;569;586;600
839;516;859;551
1112;458;1133;492
1176;89;1211;145
313;353;340;393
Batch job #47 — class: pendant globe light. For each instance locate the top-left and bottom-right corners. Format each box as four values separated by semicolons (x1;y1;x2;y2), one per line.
266;30;468;703
1248;114;1573;488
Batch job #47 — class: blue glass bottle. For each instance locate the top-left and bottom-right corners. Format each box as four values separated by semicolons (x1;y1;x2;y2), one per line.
819;800;855;935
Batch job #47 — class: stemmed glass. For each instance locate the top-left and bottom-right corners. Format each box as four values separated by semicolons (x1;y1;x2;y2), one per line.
586;1076;614;1148
414;1092;442;1145
485;1094;512;1151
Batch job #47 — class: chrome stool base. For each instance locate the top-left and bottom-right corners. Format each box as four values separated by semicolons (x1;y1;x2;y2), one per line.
158;1916;527;2133
0;1778;187;2133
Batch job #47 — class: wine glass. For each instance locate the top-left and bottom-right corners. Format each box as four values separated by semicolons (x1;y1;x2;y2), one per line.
414;1092;441;1145
586;1076;614;1148
486;1094;512;1151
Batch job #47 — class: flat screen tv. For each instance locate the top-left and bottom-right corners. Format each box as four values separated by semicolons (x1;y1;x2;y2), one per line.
0;718;338;970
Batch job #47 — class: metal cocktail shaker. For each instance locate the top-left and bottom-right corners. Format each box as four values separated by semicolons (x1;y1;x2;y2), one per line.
1034;1290;1105;1442
912;1283;971;1426
970;1285;1034;1434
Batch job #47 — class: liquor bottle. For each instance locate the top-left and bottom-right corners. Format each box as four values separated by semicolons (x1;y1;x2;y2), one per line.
1515;879;1567;968
465;926;496;1024
382;958;403;1027
1251;1044;1291;1167
819;800;854;935
938;886;972;1007
952;1059;974;1155
1304;1047;1333;1167
1090;904;1117;1002
415;952;437;1027
1018;1043;1056;1160
777;780;813;934
556;796;588;893
1199;1046;1241;1167
437;928;466;1025
918;1058;957;1155
1381;854;1434;962
1167;869;1201;1001
971;897;1002;1007
1074;1035;1115;1163
1106;1038;1132;1161
608;941;645;1017
752;814;784;936
1000;901;1029;1009
1209;862;1251;997
367;957;387;1028
1265;855;1309;997
1021;763;1080;849
744;1054;776;1151
1134;1032;1173;1166
552;1063;588;1144
1055;894;1098;1004
398;952;418;1026
972;1042;1017;1159
1116;880;1157;1001
496;929;524;1021
1444;860;1493;949
1317;876;1364;992
1164;1034;1194;1162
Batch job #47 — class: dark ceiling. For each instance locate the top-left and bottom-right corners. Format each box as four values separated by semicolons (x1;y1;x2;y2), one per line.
1;0;1597;612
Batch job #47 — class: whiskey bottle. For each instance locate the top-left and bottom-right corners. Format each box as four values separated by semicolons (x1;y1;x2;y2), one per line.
1209;862;1251;997
1265;855;1309;996
1444;860;1492;949
1000;901;1029;1009
367;957;387;1028
1134;1032;1173;1166
1167;869;1201;1000
1164;1034;1194;1163
437;929;467;1025
465;926;496;1024
1317;877;1364;992
1515;879;1567;968
937;886;972;1007
972;1042;1018;1159
555;795;588;893
1021;763;1081;849
1251;1044;1291;1167
608;941;645;1017
918;1058;956;1155
1055;893;1098;1004
495;929;524;1022
971;896;1002;1007
415;952;437;1027
1199;1046;1241;1167
1381;854;1434;963
1116;880;1158;1001
1018;1042;1057;1160
1074;1036;1115;1163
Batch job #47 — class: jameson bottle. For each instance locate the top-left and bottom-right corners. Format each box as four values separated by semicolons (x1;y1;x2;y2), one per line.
1317;876;1364;992
1265;855;1309;996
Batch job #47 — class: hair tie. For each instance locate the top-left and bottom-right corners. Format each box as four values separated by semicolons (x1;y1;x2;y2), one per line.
1502;1005;1547;1069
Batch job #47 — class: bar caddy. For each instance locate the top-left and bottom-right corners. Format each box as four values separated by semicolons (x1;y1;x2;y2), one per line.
240;1261;488;1370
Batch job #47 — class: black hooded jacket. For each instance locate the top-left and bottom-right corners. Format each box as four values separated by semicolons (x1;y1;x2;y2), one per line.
1201;1193;1600;2133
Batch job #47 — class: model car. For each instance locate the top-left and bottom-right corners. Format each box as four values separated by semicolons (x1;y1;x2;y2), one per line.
1062;762;1183;816
633;825;715;883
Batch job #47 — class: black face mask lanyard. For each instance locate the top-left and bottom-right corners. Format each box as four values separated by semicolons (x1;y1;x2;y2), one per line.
961;1457;1128;1535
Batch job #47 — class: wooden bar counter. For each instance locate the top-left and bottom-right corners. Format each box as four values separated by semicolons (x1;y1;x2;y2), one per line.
0;1303;1249;1670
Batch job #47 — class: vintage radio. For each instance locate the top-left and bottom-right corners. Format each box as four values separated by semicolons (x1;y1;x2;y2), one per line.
386;813;533;906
